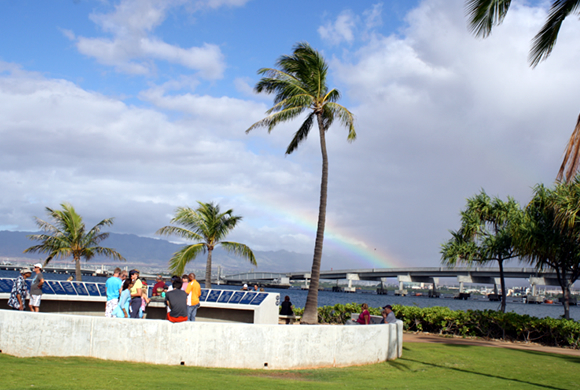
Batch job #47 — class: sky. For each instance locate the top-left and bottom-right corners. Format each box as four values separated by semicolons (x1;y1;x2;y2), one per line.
0;0;578;271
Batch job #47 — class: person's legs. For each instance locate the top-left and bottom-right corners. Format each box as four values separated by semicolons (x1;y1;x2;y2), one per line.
130;297;142;318
105;299;117;318
30;295;41;312
188;303;200;321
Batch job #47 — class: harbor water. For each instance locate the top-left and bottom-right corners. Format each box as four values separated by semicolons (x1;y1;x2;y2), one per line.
1;270;578;321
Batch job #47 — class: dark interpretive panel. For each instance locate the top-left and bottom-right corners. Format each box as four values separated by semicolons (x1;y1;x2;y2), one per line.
72;282;89;296
0;279;13;293
60;282;77;295
47;281;66;295
249;293;268;305
240;292;257;305
205;290;222;302
199;289;209;302
229;291;246;304
41;282;55;295
97;283;107;296
85;283;100;296
217;290;234;303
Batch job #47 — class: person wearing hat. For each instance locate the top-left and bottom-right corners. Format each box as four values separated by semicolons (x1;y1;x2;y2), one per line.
381;305;397;324
29;263;45;312
8;267;32;311
129;269;143;318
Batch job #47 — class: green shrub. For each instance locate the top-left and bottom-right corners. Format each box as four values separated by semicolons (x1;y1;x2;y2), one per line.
291;303;580;349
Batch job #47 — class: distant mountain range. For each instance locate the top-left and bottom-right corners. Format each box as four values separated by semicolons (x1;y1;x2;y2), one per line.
0;230;312;273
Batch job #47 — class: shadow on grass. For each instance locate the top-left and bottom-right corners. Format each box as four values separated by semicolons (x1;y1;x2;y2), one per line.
390;346;573;390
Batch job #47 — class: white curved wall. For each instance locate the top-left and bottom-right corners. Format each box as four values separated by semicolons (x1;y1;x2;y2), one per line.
0;310;403;369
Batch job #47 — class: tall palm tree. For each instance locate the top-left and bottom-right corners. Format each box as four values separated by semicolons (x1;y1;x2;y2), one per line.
515;180;580;319
156;202;256;288
466;0;580;182
24;203;125;281
441;191;521;312
246;42;356;324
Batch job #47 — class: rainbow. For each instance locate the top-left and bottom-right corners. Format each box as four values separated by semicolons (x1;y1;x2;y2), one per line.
241;193;405;269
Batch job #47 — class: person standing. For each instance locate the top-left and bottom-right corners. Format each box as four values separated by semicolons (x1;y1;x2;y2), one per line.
8;268;32;311
185;273;202;321
113;279;133;318
166;278;188;323
104;267;123;318
129;269;143;319
29;263;45;312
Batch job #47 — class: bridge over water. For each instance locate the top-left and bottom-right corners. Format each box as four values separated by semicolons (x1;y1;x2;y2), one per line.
223;267;564;294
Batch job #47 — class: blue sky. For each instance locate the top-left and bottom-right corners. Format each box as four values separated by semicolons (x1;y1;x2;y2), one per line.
1;0;579;271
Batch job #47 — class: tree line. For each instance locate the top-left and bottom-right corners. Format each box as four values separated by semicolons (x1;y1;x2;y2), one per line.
441;178;580;320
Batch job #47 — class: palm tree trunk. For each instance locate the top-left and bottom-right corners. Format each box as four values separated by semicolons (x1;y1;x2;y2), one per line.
563;280;571;320
74;255;82;282
498;259;506;313
205;248;213;289
302;114;328;325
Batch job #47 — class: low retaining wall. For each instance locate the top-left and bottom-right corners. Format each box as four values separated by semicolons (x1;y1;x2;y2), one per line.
0;309;403;369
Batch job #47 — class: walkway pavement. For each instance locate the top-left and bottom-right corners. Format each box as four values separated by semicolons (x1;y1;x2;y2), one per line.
404;332;580;357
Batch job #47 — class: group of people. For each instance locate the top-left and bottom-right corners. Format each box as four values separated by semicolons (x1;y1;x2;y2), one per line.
347;303;398;325
8;264;45;311
104;268;150;319
104;270;202;323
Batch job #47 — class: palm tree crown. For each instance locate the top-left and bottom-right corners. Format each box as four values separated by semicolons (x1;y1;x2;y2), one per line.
24;203;125;281
246;41;356;154
246;42;356;324
157;202;256;288
441;191;521;312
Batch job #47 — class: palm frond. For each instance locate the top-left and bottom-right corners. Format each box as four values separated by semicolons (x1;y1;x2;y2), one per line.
168;243;206;276
156;225;204;242
529;0;580;67
324;103;356;141
466;0;512;38
286;113;314;155
220;241;257;266
246;106;307;134
91;247;126;261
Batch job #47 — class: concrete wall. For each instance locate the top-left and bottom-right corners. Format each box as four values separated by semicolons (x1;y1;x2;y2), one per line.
0;309;403;369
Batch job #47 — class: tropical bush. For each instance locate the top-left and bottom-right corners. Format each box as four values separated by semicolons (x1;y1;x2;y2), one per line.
293;303;580;349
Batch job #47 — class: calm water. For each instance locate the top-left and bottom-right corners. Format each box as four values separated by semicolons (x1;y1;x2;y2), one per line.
1;270;578;321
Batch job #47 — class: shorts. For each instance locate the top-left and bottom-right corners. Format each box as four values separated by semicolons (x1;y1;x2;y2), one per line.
105;299;119;318
30;295;42;307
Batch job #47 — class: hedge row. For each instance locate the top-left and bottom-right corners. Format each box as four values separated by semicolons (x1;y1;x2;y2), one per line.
292;303;580;349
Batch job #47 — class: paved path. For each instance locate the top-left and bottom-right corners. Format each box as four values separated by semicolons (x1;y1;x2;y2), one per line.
404;332;580;357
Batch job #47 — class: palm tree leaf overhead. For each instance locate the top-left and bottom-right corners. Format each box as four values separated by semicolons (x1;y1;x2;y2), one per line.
466;0;512;38
157;201;255;288
529;0;580;67
246;42;356;324
466;0;580;67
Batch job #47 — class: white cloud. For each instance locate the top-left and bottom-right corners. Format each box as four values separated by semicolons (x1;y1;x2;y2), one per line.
68;0;229;78
318;10;357;45
0;63;321;256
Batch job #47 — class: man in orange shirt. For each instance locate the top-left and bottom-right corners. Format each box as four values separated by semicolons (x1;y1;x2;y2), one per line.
185;273;202;322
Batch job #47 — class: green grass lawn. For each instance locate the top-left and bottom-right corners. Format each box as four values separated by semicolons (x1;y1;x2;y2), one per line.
2;343;579;390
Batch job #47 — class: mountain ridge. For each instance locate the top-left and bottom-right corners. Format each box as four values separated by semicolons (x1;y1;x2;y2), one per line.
0;230;312;273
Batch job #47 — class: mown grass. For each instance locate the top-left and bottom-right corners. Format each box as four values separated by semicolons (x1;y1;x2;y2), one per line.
1;343;579;390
